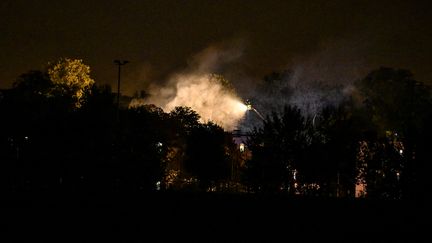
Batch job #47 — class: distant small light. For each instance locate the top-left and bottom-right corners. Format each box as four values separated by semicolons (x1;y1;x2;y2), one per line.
239;143;245;152
24;136;29;140
157;142;163;147
399;149;403;155
156;181;161;190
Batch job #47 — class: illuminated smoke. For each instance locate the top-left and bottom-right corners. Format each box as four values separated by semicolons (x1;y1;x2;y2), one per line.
130;43;248;131
250;39;368;117
235;39;370;131
287;40;367;115
159;73;247;130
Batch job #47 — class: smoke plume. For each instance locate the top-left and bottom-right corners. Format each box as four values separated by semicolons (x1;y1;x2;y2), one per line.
250;38;369;115
130;44;247;131
130;38;371;131
287;39;369;114
235;38;371;131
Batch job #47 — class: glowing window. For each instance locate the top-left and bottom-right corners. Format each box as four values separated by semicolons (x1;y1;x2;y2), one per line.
239;143;245;152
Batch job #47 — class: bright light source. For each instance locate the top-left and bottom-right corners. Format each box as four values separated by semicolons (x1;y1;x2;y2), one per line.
236;102;248;112
239;143;245;152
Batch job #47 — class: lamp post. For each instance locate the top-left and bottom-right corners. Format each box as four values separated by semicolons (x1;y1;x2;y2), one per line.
114;60;129;120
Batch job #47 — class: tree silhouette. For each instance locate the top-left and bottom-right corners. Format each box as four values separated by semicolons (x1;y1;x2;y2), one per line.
169;106;201;134
355;67;432;199
244;105;309;194
183;122;232;190
13;70;52;95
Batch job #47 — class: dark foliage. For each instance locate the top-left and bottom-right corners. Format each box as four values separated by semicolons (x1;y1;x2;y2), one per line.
0;66;430;202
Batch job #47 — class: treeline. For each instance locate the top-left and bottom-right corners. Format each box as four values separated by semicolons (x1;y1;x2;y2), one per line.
0;59;431;200
0;59;240;194
244;67;432;200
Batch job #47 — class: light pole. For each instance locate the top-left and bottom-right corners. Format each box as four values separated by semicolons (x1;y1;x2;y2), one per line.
114;60;129;120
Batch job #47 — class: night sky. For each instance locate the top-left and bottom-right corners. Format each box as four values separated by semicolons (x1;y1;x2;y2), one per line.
1;0;431;94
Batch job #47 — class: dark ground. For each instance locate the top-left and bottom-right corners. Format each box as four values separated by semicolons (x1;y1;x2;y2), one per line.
0;192;427;242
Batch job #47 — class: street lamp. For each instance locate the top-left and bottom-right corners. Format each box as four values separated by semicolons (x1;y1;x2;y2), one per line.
114;60;129;119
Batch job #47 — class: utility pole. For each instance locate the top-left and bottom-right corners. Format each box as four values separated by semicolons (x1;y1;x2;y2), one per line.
114;60;129;120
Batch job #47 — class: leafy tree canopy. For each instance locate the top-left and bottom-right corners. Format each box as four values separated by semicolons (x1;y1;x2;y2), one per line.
47;58;95;108
355;67;431;135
